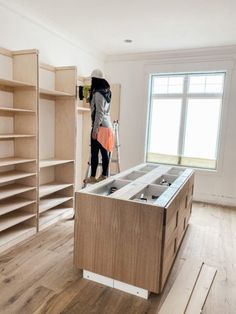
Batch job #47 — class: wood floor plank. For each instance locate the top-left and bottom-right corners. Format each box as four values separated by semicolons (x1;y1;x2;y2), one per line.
1;285;55;314
185;264;217;314
158;259;203;314
38;249;79;293
0;249;59;311
0;203;235;314
0;222;73;274
32;279;90;314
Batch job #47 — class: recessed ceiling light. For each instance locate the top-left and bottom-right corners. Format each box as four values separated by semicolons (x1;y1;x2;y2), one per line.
124;39;133;43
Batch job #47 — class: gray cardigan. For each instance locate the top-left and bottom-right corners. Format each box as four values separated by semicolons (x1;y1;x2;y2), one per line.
91;92;112;133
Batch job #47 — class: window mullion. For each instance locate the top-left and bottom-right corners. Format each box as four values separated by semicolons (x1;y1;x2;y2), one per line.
177;76;188;164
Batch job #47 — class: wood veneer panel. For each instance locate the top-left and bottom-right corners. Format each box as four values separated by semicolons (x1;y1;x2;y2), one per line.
75;193;116;279
113;199;164;293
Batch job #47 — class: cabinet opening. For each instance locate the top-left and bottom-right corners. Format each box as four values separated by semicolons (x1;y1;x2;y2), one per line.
130;184;167;204
139;164;159;172
152;174;177;187
90;179;131;196
167;167;186;176
120;171;147;181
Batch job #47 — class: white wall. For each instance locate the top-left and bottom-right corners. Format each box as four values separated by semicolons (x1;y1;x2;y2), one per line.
0;3;104;186
0;4;104;74
105;46;236;206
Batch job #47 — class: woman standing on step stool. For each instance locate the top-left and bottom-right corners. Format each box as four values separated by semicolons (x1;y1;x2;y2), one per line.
85;69;114;184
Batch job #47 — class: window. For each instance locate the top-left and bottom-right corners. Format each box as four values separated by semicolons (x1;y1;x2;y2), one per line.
146;72;225;169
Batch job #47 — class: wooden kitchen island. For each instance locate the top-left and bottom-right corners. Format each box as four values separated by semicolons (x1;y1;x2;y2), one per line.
74;163;194;298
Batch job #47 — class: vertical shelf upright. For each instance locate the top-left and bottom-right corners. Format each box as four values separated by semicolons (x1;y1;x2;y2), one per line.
76;76;90;188
0;48;38;253
39;64;77;230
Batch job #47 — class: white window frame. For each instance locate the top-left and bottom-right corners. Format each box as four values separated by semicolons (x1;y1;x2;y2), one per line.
146;71;226;170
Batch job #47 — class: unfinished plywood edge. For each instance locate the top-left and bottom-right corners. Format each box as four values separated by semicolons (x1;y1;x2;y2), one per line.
39;196;73;213
56;66;77;71
0;47;12;57
0;157;36;167
0;184;36;200
0;198;36;216
158;259;203;314
185;264;217;314
12;49;39;56
0;170;36;184
0;107;36;115
0;134;36;140
77;107;90;112
0;212;36;232
39;182;73;198
0;78;36;88
39;159;74;168
39;88;75;97
40;63;56;72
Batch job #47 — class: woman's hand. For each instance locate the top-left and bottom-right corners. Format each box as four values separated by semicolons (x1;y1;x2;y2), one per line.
92;131;97;140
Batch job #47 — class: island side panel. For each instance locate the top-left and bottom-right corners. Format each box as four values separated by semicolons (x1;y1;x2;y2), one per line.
74;192;117;278
74;192;164;293
113;199;164;293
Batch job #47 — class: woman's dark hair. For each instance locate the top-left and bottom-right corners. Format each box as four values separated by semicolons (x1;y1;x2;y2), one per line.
89;77;110;103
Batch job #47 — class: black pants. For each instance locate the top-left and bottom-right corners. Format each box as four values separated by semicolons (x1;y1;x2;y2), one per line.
91;135;110;177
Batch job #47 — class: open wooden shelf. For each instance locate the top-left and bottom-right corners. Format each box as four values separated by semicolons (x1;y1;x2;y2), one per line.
0;198;36;216
0;78;36;89
0;157;36;167
0;48;77;252
40;88;75;98
0;134;35;140
0;224;35;250
0;170;36;184
77;106;90;112
39;196;73;213
0;184;35;200
39;182;73;198
39;206;73;227
0;107;35;116
0;211;36;232
39;159;74;168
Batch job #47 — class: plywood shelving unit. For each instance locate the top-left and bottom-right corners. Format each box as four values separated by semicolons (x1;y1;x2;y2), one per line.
0;47;78;252
38;63;77;230
0;47;38;253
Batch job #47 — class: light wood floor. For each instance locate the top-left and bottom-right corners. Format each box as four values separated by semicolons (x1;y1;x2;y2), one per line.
0;203;236;314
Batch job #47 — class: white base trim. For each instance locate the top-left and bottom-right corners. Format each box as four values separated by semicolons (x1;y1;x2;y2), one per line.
194;193;236;207
83;270;150;299
83;270;113;288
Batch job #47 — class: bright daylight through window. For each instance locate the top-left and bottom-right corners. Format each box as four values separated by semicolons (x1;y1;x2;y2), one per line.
146;72;225;169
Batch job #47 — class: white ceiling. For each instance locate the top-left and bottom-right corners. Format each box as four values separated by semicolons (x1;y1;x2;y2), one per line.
2;0;236;56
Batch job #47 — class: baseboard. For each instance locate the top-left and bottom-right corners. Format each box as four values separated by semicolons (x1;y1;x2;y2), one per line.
193;193;236;207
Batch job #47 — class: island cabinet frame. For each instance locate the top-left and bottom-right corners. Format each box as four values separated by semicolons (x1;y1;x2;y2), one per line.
74;163;194;295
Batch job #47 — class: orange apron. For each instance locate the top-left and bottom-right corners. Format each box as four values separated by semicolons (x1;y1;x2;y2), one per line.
97;127;114;152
